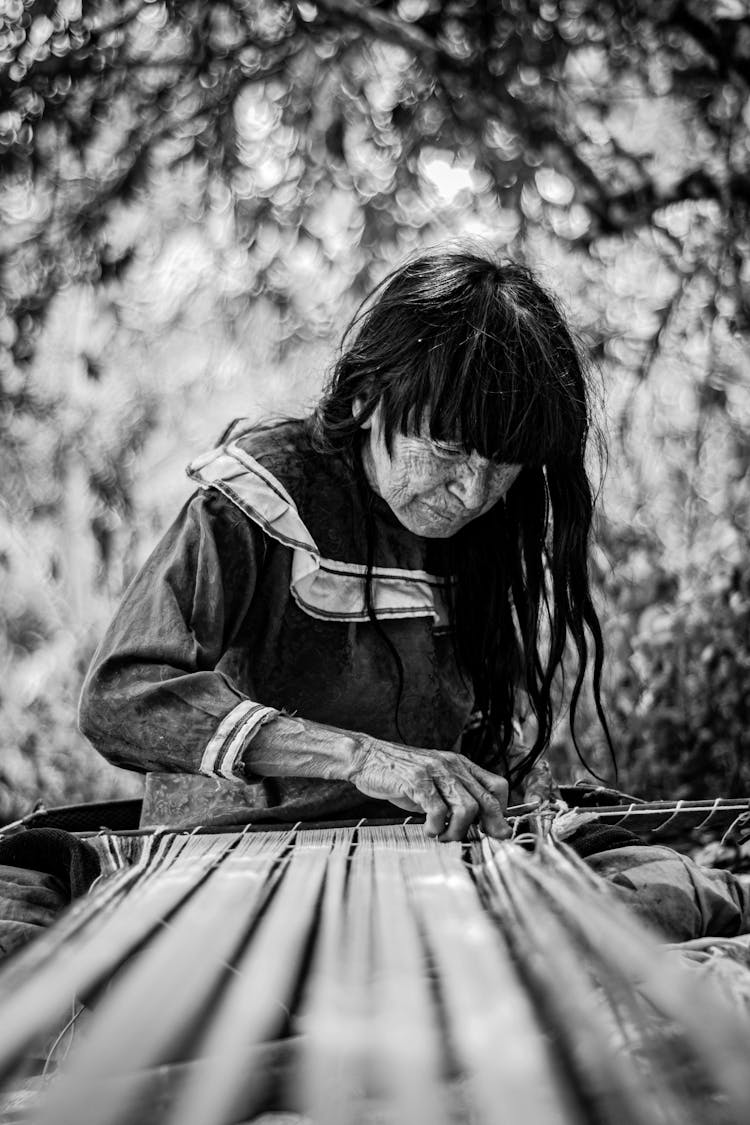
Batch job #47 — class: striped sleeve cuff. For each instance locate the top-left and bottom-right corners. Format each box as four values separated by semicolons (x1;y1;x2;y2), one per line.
199;701;279;780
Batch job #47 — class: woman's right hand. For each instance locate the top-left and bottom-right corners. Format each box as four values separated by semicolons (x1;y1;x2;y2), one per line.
244;713;510;842
348;738;510;842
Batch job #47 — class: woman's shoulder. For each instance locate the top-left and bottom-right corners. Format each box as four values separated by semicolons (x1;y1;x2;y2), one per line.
185;415;358;558
210;415;323;478
202;416;354;503
224;415;310;454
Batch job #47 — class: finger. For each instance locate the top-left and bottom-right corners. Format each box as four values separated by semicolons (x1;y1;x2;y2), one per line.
523;781;558;808
480;799;512;839
433;779;480;843
387;795;424;814
411;783;451;838
459;767;510;838
465;763;510;809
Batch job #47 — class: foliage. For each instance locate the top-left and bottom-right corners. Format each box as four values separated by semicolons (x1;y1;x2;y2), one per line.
0;523;143;822
601;549;750;799
1;0;750;813
2;0;750;368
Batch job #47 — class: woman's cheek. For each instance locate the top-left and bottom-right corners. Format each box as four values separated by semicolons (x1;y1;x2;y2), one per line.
413;449;449;481
394;454;439;495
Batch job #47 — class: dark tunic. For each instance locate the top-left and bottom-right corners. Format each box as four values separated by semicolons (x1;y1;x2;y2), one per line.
79;418;474;824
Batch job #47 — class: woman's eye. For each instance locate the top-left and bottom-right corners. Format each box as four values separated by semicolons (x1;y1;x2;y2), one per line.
432;442;464;457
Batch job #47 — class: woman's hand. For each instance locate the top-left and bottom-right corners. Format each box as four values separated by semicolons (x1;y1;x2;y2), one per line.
521;756;561;809
244;714;509;842
348;739;510;842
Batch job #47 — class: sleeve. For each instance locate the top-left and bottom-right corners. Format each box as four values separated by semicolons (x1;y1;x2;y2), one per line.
78;489;279;778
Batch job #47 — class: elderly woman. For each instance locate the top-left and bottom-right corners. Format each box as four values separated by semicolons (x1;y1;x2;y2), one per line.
74;248;750;948
2;245;747;969
68;244;737;949
79;248;599;840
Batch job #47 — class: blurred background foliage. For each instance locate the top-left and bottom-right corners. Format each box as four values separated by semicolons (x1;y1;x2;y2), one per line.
1;0;750;819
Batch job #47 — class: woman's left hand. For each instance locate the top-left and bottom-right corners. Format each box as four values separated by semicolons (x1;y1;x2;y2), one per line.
521;757;561;808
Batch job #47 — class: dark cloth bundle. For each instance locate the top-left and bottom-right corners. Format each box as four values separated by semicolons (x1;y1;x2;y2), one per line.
567;820;646;858
0;828;101;960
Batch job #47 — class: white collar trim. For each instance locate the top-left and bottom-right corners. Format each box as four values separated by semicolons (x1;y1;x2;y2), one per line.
188;440;450;628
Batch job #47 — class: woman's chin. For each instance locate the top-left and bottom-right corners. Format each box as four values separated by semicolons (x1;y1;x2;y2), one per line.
393;503;468;538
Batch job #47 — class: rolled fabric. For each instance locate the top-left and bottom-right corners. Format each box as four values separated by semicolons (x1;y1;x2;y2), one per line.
0;828;101;960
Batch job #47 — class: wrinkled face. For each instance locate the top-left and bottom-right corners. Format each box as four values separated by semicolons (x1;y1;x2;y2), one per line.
359;403;522;538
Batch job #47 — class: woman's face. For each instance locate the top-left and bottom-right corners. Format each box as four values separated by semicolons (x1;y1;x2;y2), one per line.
359;403;522;538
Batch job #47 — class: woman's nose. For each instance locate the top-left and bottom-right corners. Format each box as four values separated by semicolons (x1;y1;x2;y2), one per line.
446;462;489;509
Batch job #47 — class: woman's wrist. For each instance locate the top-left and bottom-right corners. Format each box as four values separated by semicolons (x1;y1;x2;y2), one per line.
240;712;369;783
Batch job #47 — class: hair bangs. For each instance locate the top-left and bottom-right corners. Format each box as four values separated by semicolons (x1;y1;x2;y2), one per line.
373;333;461;454
374;317;587;471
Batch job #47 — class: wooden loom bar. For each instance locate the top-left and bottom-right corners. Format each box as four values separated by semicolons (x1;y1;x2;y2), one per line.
39;796;749;842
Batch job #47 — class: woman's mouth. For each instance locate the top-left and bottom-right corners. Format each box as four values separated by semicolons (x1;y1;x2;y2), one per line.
420;500;465;522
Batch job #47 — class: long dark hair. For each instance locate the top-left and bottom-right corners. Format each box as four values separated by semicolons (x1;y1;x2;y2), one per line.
313;246;614;788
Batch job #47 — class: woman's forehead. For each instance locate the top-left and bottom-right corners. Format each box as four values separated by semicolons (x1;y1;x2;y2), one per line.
394;428;523;474
382;396;549;465
406;409;490;457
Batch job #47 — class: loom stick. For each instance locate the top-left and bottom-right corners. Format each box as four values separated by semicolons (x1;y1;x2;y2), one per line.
366;825;450;1125
0;833;224;1084
478;838;684;1125
553;798;750;838
307;823;376;1125
165;830;335;1125
296;825;448;1125
399;826;581;1125
526;841;750;1122
32;831;291;1125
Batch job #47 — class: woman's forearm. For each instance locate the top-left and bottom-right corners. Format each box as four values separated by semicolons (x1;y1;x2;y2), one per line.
241;712;510;842
241;713;367;782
